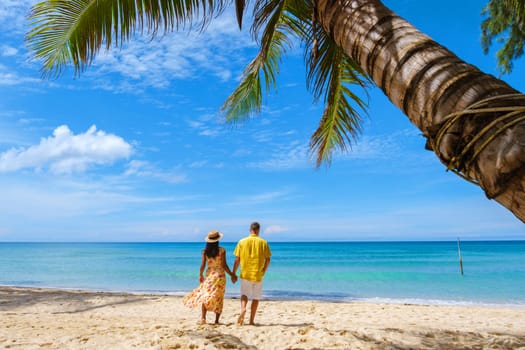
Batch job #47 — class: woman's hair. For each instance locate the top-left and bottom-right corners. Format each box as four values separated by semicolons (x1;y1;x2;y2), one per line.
204;242;220;258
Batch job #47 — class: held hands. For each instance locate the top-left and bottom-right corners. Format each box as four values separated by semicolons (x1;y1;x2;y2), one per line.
230;274;238;284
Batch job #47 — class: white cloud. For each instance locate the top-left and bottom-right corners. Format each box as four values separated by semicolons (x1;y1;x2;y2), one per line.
0;111;36;146
1;2;258;93
91;10;255;91
0;44;18;56
0;0;37;34
124;160;187;184
247;128;431;171
189;160;208;168
340;129;422;160
199;128;221;137
248;141;311;170
229;190;293;206
264;225;289;234
0;176;176;226
186;114;225;138
232;149;252;157
0;64;41;86
0;125;132;174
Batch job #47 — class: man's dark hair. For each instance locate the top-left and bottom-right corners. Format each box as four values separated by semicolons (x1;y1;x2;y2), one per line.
250;222;260;232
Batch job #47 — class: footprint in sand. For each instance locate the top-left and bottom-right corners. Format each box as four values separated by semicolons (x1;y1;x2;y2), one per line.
298;326;312;335
79;337;89;343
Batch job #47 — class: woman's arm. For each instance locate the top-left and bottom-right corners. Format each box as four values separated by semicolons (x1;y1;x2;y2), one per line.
199;251;206;283
221;249;237;283
221;249;233;276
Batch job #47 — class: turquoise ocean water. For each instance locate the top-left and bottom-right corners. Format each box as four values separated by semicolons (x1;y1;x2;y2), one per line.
1;241;524;306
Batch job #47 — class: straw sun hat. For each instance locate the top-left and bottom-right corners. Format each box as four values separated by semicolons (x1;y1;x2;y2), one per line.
205;230;223;243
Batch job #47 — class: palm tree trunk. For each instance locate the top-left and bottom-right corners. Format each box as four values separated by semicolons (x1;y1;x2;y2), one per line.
315;0;525;223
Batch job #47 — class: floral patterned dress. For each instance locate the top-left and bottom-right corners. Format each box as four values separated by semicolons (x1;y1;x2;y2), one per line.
183;248;226;314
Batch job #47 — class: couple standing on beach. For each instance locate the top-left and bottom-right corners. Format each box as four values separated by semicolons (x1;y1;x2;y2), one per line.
183;222;272;326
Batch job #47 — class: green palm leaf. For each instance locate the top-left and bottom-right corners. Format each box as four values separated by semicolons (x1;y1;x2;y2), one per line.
482;0;525;74
27;0;227;78
308;45;370;166
223;0;370;166
221;0;294;122
502;0;525;20
302;6;370;166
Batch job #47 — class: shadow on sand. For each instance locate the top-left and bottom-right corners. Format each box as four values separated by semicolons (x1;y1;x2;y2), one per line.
159;325;525;350
0;286;158;314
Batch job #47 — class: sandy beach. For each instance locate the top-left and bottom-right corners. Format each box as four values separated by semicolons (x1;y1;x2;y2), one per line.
1;286;524;349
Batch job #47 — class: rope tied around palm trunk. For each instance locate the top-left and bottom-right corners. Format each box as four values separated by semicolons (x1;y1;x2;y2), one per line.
431;93;525;185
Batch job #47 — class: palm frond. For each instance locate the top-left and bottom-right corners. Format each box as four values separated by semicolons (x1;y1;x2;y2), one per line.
481;0;525;74
502;0;525;21
235;0;246;29
302;9;370;166
223;0;370;166
309;49;369;166
222;0;294;122
26;0;227;78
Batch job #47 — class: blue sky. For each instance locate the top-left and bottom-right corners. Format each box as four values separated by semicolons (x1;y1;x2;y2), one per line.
0;0;523;242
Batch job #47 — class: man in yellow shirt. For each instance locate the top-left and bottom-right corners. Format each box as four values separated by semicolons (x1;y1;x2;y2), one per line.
232;222;271;325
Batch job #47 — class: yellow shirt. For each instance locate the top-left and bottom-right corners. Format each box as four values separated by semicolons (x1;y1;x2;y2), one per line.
234;234;271;282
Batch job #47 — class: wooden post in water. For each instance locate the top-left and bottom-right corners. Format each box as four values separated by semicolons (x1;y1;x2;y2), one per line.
457;238;464;276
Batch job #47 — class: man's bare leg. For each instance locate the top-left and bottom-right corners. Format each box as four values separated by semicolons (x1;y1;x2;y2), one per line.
238;295;248;325
249;299;259;325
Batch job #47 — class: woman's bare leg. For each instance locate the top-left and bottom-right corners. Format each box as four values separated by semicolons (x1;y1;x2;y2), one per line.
201;304;207;324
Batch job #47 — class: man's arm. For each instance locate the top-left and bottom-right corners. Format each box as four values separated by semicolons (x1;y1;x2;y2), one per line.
262;257;270;274
233;256;240;276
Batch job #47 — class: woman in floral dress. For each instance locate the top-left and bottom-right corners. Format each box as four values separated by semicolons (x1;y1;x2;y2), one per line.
183;230;237;324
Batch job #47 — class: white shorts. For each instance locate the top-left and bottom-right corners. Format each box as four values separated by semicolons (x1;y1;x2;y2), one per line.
240;279;263;300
